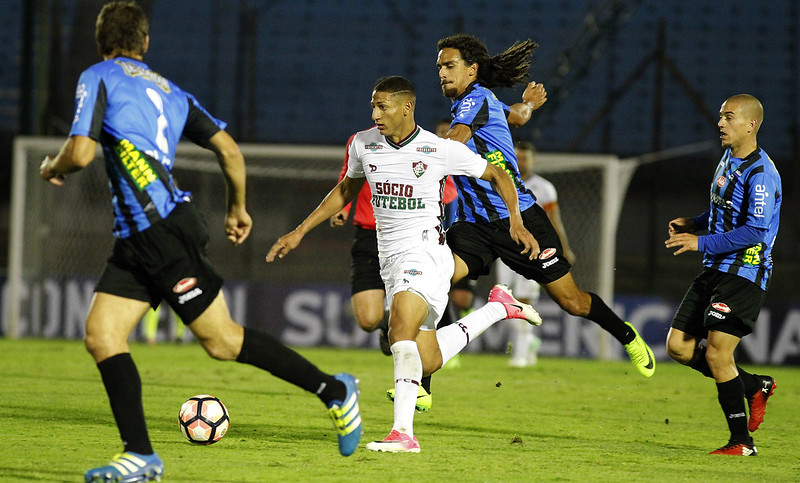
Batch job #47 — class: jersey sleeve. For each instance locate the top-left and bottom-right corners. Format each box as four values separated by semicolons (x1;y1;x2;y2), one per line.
338;134;357;182
182;94;226;145
338;134;358;213
698;225;766;255
452;90;488;134
745;170;779;229
345;137;365;178
446;139;488;177
69;68;106;140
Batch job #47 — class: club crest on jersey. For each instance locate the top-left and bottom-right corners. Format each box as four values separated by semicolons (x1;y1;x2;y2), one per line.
412;161;428;178
365;142;383;152
712;302;731;313
173;277;197;294
716;176;726;187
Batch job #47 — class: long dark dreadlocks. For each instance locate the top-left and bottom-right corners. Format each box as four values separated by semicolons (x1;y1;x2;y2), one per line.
437;34;538;89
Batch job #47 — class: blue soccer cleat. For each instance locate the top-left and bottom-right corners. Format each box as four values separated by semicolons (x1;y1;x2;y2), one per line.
84;452;163;482
327;373;363;456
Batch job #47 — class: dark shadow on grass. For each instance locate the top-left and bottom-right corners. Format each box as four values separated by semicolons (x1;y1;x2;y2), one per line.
0;467;73;482
4;402;111;424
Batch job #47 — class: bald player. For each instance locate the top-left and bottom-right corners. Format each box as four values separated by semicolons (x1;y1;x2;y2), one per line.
665;94;781;456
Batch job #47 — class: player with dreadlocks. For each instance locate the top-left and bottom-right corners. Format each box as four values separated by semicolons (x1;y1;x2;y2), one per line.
436;33;657;377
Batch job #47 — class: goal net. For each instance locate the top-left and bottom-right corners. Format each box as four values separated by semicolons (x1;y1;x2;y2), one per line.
5;136;633;352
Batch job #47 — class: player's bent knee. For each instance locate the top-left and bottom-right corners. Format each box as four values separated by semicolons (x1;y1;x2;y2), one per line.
422;360;441;376
194;320;244;361
355;314;382;332
200;338;238;361
665;338;693;364
84;330;125;361
703;345;733;369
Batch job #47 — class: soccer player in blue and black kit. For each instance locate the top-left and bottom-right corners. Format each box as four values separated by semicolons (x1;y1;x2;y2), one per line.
435;33;657;377
665;94;781;456
39;2;361;480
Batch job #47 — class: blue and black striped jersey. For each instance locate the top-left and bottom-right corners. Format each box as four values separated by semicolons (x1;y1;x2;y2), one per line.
702;147;781;290
69;57;225;238
449;82;536;223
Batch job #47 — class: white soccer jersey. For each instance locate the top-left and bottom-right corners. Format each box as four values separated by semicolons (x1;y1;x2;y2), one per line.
347;126;487;256
526;174;557;207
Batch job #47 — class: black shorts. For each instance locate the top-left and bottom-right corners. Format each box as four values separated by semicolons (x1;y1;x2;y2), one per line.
446;204;571;284
671;268;766;339
95;202;224;324
350;227;384;294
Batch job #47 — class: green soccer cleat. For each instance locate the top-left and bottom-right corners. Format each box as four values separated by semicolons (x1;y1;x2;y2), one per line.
624;322;656;377
442;352;462;369
84;452;163;482
327;373;363;456
386;385;432;412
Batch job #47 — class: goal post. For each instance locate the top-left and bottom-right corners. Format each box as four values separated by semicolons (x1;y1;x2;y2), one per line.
5;136;635;352
533;153;637;359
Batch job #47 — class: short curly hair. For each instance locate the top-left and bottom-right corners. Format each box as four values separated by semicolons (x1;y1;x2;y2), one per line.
95;1;149;57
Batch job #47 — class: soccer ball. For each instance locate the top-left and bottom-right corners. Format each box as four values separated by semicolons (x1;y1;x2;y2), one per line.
178;395;230;444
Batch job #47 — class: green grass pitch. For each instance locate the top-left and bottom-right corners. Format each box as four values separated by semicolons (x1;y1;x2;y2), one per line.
2;338;798;482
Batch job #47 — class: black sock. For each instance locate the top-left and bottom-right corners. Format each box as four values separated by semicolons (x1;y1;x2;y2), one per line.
737;367;761;399
421;375;431;394
97;353;153;455
236;327;345;405
692;347;757;396
689;345;714;378
716;377;750;445
586;293;634;344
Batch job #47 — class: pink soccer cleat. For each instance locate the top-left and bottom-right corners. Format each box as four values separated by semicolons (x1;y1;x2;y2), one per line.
365;429;421;453
488;284;542;326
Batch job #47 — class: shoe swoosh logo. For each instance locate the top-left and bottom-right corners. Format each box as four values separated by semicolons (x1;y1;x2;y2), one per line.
644;351;654;370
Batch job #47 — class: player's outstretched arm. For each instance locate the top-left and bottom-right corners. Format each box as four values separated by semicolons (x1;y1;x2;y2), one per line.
480;163;539;258
266;176;365;262
507;81;547;127
206;130;252;246
39;135;97;186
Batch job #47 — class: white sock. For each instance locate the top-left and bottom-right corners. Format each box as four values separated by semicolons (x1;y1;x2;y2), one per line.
390;340;422;437
511;318;534;359
436;301;506;366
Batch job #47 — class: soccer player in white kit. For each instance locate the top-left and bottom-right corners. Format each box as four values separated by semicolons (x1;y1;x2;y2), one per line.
267;76;541;453
496;141;575;367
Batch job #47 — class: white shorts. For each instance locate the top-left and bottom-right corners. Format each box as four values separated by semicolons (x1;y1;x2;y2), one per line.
495;259;541;303
380;243;453;331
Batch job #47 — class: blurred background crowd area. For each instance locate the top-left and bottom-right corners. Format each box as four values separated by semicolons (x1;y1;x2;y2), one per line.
1;0;797;301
